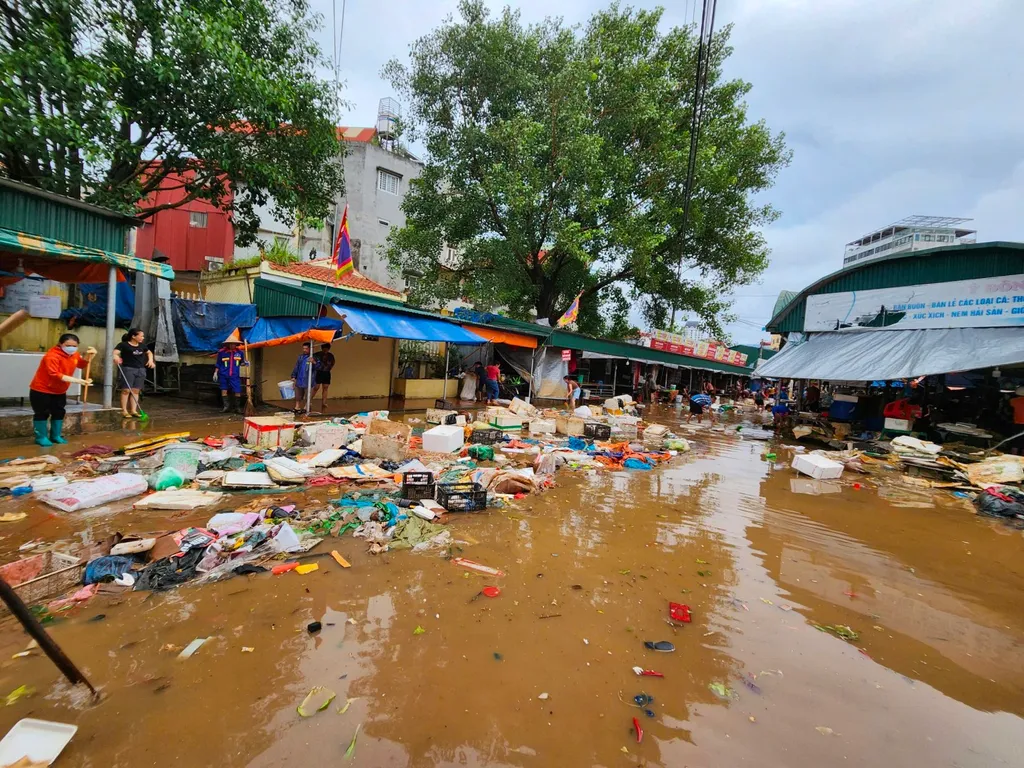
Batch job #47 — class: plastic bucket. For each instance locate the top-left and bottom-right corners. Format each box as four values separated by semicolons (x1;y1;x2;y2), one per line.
163;444;202;480
278;380;296;399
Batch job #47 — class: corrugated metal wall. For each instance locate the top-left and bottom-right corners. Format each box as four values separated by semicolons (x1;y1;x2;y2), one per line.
253;281;321;317
771;245;1024;333
0;186;126;252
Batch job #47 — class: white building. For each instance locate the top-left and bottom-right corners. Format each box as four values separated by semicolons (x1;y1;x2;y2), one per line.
843;215;977;267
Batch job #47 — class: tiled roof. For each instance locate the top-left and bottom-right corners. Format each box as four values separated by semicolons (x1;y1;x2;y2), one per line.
268;261;405;298
335;127;376;143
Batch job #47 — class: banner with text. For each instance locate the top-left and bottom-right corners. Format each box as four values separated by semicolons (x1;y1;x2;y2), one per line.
804;274;1024;332
645;330;748;367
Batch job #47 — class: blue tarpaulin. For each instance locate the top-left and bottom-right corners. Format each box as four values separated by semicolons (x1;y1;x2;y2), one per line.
172;299;257;353
61;281;135;328
240;316;345;348
331;301;486;344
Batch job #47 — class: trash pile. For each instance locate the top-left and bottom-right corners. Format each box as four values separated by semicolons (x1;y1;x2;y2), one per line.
0;400;693;613
786;434;1024;525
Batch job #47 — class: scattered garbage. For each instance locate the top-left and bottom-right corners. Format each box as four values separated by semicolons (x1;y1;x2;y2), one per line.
643;641;675;652
297;686;336;717
177;637;209;659
632;667;664;678
0;718;77;767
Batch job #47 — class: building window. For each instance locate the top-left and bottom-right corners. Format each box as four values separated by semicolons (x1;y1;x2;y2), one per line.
377;169;400;195
189;211;208;228
923;234;933;242
378;218;391;227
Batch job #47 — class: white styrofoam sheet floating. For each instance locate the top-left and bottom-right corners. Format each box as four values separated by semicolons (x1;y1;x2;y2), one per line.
0;718;77;766
791;453;844;480
222;471;276;488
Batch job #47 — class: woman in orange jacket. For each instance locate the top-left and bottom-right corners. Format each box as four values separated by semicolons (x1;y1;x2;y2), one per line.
29;333;96;446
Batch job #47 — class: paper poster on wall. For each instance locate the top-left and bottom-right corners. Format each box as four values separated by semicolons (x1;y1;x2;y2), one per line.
804;274;1024;332
29;294;62;319
0;278;54;315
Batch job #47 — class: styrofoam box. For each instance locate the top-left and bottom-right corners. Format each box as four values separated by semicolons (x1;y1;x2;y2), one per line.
243;417;295;449
490;413;523;429
791;453;844;480
423;424;465;453
529;418;556;435
426;408;458;424
884;417;912;432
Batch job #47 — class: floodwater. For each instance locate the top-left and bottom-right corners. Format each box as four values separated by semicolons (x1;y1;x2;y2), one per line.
0;406;1022;767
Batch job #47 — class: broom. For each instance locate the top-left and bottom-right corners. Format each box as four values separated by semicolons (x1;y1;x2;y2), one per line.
117;364;149;421
243;341;256;417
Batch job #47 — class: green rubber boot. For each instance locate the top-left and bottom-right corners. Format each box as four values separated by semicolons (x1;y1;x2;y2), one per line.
49;419;67;444
33;420;53;447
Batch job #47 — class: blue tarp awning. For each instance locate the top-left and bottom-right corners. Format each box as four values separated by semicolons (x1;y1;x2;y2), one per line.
172;299;258;353
331;301;486;344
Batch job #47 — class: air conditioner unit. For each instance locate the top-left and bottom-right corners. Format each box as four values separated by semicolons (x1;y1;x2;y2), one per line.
205;256;225;271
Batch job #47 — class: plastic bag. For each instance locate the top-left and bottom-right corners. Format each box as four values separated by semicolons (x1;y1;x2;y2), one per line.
40;473;149;512
150;466;186;491
468;444;495;461
974;487;1024;519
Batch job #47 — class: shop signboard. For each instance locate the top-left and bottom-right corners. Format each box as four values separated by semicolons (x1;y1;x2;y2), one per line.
804;273;1024;332
645;329;748;366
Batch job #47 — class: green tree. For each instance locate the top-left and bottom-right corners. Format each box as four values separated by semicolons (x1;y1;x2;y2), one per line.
0;0;343;245
384;0;789;337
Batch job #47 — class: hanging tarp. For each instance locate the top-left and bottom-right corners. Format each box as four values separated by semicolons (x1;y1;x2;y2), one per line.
462;325;539;349
332;301;485;344
240;316;345;349
496;346;535;383
60;280;135;329
0;227;174;279
172;299;258;353
756;328;1024;381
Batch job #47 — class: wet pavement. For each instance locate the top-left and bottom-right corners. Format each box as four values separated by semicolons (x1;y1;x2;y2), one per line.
0;405;1022;767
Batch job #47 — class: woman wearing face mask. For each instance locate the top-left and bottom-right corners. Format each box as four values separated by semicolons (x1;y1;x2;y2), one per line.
29;333;96;446
113;327;154;418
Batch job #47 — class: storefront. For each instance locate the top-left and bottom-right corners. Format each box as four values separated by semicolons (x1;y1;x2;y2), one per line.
760;242;1024;442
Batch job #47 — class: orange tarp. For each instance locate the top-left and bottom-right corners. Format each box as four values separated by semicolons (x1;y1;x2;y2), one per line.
462;326;538;349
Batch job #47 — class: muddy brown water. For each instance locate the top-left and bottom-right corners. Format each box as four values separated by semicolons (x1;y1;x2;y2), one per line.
0;406;1021;767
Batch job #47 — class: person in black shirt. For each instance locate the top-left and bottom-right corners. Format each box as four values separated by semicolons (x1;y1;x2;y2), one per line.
310;342;336;413
113;327;154;418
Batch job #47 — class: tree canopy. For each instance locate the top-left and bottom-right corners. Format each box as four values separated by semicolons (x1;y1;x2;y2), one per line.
384;0;790;338
0;0;343;245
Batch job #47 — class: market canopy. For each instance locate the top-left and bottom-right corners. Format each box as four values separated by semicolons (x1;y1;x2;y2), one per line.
0;227;174;281
462;325;539;349
332;301;486;344
239;317;345;349
756;328;1024;381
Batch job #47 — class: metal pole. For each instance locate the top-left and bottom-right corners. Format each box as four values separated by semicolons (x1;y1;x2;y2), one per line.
306;351;313;414
443;344;450;403
103;266;116;408
612;361;618;396
528;347;536;401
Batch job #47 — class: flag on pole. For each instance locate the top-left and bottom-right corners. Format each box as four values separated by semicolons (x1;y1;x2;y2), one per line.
331;204;353;277
556;291;583;327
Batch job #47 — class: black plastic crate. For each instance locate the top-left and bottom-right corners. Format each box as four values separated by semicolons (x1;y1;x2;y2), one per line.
442;413;459;425
434;398;455;410
402;471;435;501
584;422;612;440
468;427;502;445
436;482;487;512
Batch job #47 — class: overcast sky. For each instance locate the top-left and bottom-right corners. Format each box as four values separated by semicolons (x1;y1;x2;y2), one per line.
311;0;1024;344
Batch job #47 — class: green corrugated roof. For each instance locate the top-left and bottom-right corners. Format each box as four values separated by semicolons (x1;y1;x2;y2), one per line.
256;277;752;374
547;330;750;375
0;177;135;253
766;242;1024;334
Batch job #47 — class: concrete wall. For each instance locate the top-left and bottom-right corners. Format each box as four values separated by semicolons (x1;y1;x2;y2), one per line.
260;335;396;400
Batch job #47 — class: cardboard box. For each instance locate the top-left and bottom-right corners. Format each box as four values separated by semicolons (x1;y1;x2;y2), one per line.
588;405;604;418
792;453;844;480
299;423;351;451
367;419;412;442
360;433;408;462
555;415;586;436
243;417;295;449
423;424;465;453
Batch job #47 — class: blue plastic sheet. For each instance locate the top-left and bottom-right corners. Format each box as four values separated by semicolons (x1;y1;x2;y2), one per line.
332;301;486;343
172;299;257;353
61;281;135;328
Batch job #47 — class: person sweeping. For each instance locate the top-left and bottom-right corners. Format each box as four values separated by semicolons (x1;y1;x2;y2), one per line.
215;338;248;413
29;333;96;446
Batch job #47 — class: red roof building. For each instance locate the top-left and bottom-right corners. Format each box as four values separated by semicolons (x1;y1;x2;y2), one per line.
266;260;405;299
